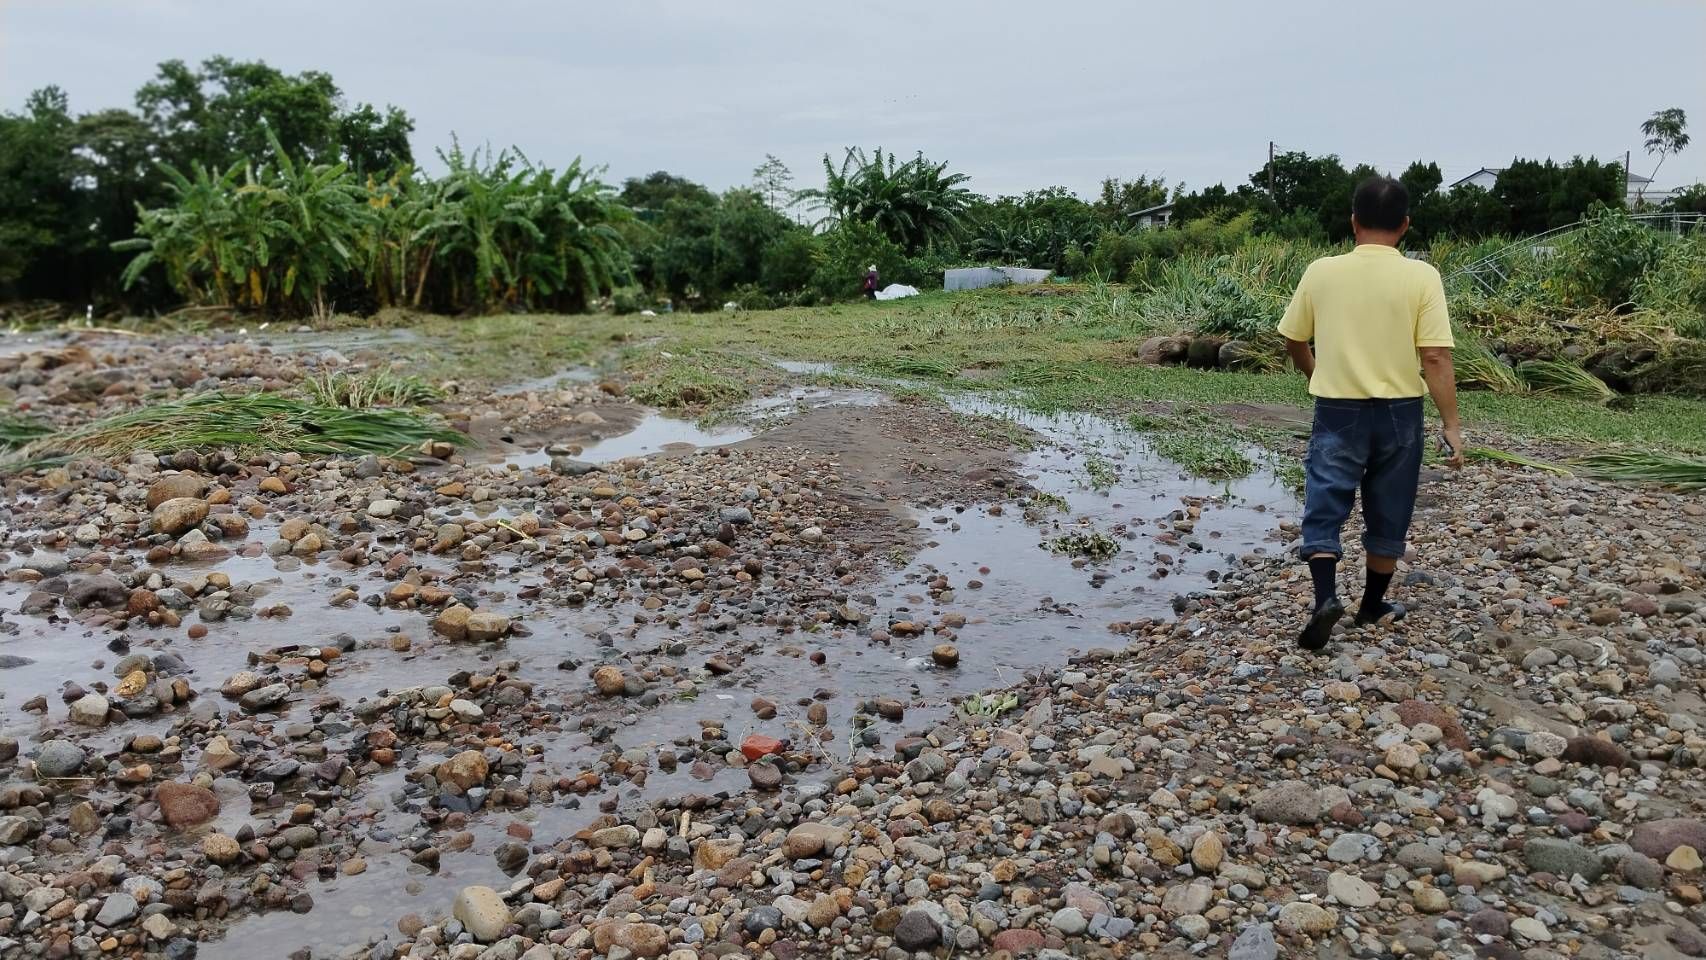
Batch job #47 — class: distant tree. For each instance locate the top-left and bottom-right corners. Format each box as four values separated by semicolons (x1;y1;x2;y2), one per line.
1090;175;1171;226
795;146;972;254
1640;107;1689;200
338;104;414;177
135;57;413;175
0;87;80;294
751;154;794;214
1398;161;1443;197
1248;150;1355;240
1170;183;1254;224
620;171;715;221
1667;182;1706;215
965;187;1099;271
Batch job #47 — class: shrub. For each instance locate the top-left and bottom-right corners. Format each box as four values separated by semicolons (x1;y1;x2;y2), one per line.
610;286;646;315
760;230;820;296
810;220;906;303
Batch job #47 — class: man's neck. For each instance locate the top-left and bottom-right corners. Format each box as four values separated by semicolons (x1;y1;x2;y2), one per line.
1353;231;1404;248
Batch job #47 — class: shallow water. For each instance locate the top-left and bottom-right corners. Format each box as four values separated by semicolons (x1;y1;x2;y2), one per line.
0;351;1296;958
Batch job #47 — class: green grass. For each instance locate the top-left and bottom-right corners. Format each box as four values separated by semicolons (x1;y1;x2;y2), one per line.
302;369;445;408
622;349;766;410
1129;409;1258;481
27;391;465;460
0;414;53;451
1574;450;1706;489
368;289;1706;455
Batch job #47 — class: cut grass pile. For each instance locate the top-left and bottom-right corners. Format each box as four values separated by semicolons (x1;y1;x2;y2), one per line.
302;369;445;408
0;414;53;450
1573;450;1706;489
28;391;464;460
1515;358;1617;403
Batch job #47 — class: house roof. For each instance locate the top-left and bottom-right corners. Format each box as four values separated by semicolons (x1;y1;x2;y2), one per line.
1447;167;1504;190
1128;201;1176;217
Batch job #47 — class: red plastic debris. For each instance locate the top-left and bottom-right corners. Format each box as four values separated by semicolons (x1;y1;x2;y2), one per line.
740;734;785;761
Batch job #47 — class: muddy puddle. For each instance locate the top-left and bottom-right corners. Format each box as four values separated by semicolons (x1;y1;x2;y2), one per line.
0;349;1296;958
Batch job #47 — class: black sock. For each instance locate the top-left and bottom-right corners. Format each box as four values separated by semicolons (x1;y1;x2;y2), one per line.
1308;556;1338;610
1361;568;1395;618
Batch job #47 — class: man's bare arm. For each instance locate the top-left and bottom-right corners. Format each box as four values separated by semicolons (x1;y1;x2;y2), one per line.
1284;338;1314;379
1419;346;1463;469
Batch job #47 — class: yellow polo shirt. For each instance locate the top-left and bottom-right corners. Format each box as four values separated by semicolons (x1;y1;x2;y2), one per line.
1277;244;1453;399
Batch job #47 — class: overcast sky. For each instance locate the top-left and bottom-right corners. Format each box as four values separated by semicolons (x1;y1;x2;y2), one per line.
4;0;1704;199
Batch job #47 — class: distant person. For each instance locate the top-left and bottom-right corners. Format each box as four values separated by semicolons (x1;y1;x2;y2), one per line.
864;265;879;300
1277;175;1463;651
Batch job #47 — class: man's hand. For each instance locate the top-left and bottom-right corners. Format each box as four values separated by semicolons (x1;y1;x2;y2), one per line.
1419;347;1462;469
1442;424;1465;470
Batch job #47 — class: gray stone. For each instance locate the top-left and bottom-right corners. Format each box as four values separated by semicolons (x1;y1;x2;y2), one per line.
96;893;138;927
1327;833;1382;864
1523;837;1606;881
1249;780;1321;825
1050;907;1088;935
1229;923;1279;960
34;740;86;778
1395;841;1445;873
894;910;942;950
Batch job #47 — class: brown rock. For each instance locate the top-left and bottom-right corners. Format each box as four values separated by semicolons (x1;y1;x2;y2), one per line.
437;750;489;792
151;498;209;537
434;605;472;641
148;474;208;509
154;782;219;829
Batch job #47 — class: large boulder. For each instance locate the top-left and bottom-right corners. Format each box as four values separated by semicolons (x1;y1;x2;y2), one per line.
1185;336;1226;369
1136;336;1190;366
1218;339;1265;370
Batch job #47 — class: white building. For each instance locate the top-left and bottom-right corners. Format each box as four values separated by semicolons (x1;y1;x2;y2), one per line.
1128;201;1176;230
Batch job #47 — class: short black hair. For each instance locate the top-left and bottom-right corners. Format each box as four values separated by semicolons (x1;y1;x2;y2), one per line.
1352;176;1409;231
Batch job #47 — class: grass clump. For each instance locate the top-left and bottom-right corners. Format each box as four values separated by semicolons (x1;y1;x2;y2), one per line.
1515;358;1616;403
1131;410;1256;481
0;414;53;450
1047;530;1119;559
1573;450;1706;489
624;350;756;410
302;369;445;408
1453;335;1527;394
1083;456;1118;491
31;391;465;459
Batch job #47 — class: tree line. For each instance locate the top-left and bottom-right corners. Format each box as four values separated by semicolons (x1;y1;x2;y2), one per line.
1;57;1698;315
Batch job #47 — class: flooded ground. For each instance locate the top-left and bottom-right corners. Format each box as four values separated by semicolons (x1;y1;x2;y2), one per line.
0;339;1296;959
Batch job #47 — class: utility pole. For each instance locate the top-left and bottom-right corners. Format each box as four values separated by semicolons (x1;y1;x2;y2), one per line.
1268;141;1276;199
1626;149;1634;206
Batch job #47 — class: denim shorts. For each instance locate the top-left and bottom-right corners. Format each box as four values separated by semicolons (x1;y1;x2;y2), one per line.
1299;397;1424;560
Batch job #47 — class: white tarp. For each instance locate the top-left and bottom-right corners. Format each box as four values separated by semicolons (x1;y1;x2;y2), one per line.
874;283;921;301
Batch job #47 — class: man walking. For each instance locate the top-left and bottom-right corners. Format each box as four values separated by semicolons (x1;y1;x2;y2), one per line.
1277;176;1464;651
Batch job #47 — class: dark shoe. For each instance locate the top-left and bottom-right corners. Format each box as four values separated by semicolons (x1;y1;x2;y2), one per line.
1299;599;1344;651
1354;600;1407;627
